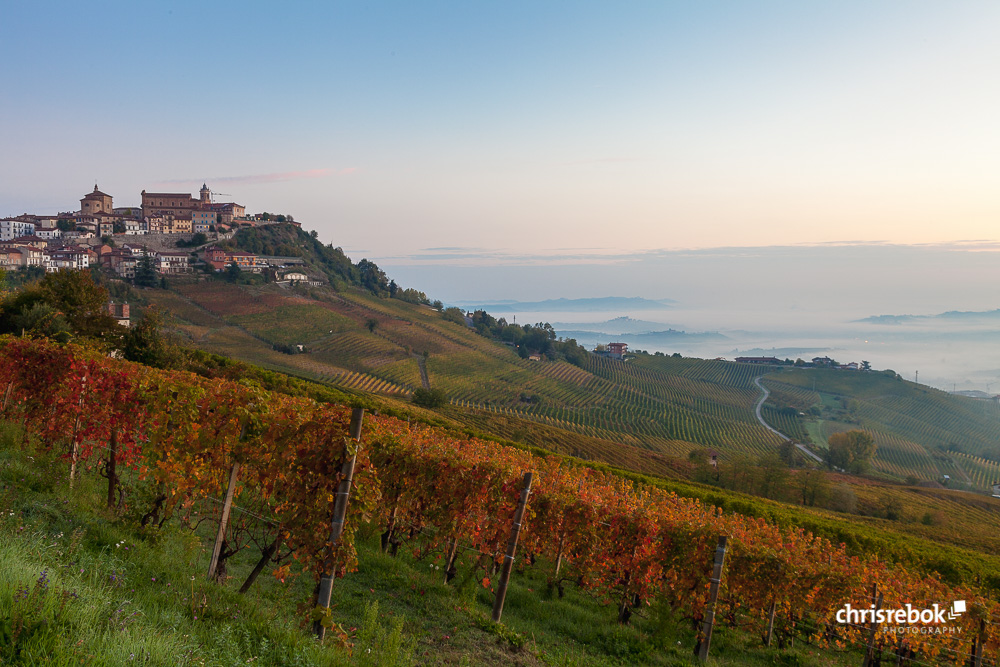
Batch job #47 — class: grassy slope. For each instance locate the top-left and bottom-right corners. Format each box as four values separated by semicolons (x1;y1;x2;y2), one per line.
1;428;863;666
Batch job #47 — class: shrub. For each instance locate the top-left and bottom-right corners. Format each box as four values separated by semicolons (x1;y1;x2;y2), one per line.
412;388;446;408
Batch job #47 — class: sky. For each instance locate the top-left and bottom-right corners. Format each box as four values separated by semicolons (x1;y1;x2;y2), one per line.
3;1;1000;306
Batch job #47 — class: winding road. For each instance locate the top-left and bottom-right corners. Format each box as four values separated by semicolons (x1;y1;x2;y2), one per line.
753;376;823;463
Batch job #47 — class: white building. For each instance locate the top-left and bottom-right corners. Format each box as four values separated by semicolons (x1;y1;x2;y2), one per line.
46;246;90;272
0;219;36;241
36;229;63;241
156;251;192;274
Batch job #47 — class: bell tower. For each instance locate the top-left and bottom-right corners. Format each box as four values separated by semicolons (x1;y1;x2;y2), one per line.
200;183;211;204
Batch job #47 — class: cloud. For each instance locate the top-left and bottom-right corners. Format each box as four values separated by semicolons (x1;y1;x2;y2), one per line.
375;246;650;267
153;168;356;187
563;157;644;166
374;240;1000;268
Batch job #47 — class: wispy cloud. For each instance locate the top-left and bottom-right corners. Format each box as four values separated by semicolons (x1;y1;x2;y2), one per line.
563;157;644;166
375;240;1000;267
376;246;650;267
153;168;356;187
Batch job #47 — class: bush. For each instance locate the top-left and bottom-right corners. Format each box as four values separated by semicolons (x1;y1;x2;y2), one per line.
828;484;857;513
412;388;446;408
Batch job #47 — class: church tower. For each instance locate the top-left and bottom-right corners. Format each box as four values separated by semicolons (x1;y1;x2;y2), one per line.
200;183;211;204
81;184;113;215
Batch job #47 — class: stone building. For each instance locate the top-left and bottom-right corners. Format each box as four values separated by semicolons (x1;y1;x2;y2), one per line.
80;185;113;216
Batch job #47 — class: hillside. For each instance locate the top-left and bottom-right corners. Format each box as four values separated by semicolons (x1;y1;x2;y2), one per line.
146;261;1000;494
761;368;1000;489
146;278;785;468
3;337;997;667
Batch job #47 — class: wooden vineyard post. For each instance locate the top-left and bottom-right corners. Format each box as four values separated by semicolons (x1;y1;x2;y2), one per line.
1;381;12;413
106;430;118;509
972;618;986;667
697;535;729;663
764;598;777;647
207;462;241;580
443;537;459;584
68;377;86;489
491;471;533;623
861;585;883;667
314;407;364;641
554;474;587;582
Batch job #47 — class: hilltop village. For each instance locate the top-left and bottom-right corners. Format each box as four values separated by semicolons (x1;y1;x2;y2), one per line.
0;184;309;280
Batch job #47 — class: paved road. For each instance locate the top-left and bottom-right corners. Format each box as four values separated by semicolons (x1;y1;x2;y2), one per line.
753;376;823;463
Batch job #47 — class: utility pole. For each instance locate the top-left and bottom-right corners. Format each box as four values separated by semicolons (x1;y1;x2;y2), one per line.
915;370;918;384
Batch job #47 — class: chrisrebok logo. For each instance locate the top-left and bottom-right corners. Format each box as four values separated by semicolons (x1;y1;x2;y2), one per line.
836;600;966;635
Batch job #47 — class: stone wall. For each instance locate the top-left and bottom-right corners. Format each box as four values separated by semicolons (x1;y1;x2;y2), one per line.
108;231;233;252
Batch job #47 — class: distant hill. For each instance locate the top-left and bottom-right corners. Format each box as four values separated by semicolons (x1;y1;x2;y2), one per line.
552;316;672;334
858;308;1000;324
557;328;728;348
456;296;675;312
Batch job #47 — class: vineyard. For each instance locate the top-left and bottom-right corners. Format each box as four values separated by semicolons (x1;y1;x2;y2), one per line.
148;281;1000;490
151;283;786;467
761;369;1000;490
3;336;1000;665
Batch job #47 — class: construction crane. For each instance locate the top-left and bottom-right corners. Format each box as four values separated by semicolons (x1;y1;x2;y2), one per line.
211;191;232;203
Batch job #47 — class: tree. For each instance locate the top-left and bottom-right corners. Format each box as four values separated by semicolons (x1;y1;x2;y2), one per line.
441;307;466;326
412;387;446;408
113;221;126;234
357;259;389;296
825;430;876;474
828;483;857;513
778;440;803;467
365;318;379;333
861;360;872;371
756;452;790;499
134;254;158;288
36;270;120;341
798;470;830;507
10;302;71;342
122;307;178;368
225;262;242;283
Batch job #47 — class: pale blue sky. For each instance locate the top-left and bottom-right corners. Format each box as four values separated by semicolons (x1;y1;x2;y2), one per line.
3;1;1000;296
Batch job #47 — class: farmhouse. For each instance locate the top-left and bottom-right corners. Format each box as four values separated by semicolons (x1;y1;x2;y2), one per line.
734;356;781;365
607;342;628;359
